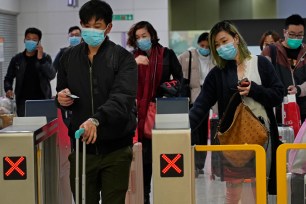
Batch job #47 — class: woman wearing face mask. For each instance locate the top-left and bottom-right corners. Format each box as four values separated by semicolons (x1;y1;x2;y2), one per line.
189;20;284;203
127;21;183;204
259;30;280;51
178;32;215;176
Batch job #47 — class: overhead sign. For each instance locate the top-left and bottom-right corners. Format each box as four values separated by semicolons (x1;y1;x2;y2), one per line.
3;156;27;180
113;14;133;21
160;153;184;177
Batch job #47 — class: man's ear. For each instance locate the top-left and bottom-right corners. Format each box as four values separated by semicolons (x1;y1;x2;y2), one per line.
105;23;113;35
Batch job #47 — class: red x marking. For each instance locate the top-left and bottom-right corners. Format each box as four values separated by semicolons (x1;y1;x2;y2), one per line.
5;156;25;176
161;154;182;174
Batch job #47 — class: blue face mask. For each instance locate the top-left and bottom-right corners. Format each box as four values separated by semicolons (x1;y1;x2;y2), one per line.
198;47;210;56
216;42;237;60
81;27;106;47
69;36;82;46
137;38;152;51
25;40;38;52
287;38;303;49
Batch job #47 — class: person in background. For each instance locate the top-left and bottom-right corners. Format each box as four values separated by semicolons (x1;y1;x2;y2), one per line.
53;26;82;204
178;32;215;175
4;27;55;117
259;30;280;51
189;20;284;203
56;0;137;203
53;26;82;126
262;14;306;204
127;21;183;204
261;14;306;123
53;26;82;72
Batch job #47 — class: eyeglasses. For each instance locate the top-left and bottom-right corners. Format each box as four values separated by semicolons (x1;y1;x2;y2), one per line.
287;32;304;39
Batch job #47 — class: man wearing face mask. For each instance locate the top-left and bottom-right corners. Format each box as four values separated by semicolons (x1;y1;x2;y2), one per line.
56;1;137;204
53;26;83;204
262;14;306;123
4;27;55;117
178;32;215;176
53;26;82;73
53;26;82;127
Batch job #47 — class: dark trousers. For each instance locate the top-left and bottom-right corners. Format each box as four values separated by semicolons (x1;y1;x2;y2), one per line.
142;137;152;198
193;115;209;170
16;101;25;117
69;146;132;204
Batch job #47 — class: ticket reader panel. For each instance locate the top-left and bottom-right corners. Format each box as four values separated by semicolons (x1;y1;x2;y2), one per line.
0;118;59;204
0;132;36;203
152;129;195;204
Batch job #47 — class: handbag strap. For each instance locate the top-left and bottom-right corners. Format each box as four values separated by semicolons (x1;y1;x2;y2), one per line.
187;50;192;84
216;92;241;135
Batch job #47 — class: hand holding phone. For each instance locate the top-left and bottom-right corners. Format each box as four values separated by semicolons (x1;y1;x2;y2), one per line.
238;78;250;87
36;42;43;60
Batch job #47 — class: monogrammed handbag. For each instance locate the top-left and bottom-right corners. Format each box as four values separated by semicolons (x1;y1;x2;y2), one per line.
216;93;268;167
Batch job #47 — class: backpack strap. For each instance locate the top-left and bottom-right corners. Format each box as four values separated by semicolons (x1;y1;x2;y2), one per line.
188;50;192;83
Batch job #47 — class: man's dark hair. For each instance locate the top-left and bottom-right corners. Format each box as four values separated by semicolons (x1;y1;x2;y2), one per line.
68;26;81;34
197;32;209;43
285;14;305;29
79;0;113;25
25;27;42;41
127;21;159;49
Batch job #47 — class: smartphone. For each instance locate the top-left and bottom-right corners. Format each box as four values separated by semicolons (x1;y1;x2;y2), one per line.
66;94;79;99
238;78;250;87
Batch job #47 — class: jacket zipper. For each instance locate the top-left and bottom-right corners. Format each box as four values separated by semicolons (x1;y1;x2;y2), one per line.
89;62;99;155
89;65;94;114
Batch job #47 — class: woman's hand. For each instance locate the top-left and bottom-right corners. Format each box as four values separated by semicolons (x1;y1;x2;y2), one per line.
237;80;251;96
135;55;149;65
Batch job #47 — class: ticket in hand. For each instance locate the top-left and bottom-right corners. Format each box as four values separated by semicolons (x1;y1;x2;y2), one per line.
66;94;79;99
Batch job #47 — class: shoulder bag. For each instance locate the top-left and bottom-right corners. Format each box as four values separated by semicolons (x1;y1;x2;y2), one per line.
216;93;269;167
